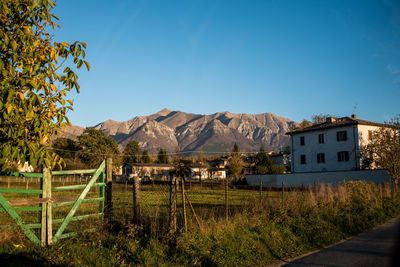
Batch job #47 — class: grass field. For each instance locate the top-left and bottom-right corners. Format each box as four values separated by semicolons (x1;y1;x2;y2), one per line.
1;178;400;266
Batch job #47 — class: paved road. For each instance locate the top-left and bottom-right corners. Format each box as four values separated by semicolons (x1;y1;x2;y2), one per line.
281;215;400;267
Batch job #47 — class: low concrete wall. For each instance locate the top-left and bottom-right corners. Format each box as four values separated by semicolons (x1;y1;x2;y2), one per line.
246;170;393;187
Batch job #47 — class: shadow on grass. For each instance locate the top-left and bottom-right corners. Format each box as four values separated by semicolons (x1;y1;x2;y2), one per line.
0;253;66;267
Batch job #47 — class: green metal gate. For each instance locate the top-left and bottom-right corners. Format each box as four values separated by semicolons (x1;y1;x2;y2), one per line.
0;160;109;246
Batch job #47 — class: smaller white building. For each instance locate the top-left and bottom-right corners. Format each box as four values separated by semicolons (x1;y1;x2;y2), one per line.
286;114;391;173
189;167;227;179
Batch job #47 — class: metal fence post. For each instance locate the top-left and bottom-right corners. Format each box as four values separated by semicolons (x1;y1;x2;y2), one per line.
133;176;140;224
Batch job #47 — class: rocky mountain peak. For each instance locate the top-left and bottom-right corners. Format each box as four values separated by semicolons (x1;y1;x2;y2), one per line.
67;109;295;154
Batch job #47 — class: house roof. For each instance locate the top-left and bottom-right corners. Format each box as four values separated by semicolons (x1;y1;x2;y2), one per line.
286;116;395;135
124;163;173;168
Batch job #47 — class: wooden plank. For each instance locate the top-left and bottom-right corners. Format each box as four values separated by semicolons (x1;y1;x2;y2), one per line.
0;193;40;244
51;196;78;203
27;223;42;229
52;169;97;175
45;168;52;245
52;183;106;192
0;206;41;212
0;188;42;194
40;170;47;247
184;190;201;228
58;228;97;240
52;161;105;243
58;231;77;239
52;213;103;224
9;198;49;206
52;197;103;208
0;172;43;178
99;171;104;213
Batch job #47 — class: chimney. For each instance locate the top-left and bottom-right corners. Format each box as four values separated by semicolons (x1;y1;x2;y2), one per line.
351;114;356;119
326;117;336;123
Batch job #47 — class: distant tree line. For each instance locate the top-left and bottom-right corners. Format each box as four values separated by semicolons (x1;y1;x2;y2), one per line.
51;128;171;169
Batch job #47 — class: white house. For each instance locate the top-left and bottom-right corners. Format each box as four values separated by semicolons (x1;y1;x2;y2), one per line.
286;114;391;173
189;167;227;179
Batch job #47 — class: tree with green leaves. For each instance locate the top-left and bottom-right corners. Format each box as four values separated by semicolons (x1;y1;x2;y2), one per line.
254;145;285;174
51;137;85;170
255;146;273;174
0;0;89;170
141;150;151;163
157;148;169;164
52;137;80;159
227;143;243;181
123;140;141;164
78;128;121;168
362;115;400;184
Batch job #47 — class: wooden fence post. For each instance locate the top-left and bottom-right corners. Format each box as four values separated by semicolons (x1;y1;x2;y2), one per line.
225;177;229;220
182;178;187;233
40;169;47;246
99;171;105;213
169;176;177;231
133;176;140;224
105;158;113;223
41;168;52;246
259;180;263;209
281;181;284;208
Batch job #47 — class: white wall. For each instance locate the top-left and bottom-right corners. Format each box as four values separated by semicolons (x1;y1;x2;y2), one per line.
357;125;381;147
291;125;358;172
246;170;392;187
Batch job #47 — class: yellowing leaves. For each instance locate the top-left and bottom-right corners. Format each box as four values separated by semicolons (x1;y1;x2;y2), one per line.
16;92;25;100
50;84;57;92
6;105;13;114
26;110;34;121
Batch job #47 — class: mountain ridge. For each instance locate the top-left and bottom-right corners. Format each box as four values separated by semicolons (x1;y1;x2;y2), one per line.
66;109;296;153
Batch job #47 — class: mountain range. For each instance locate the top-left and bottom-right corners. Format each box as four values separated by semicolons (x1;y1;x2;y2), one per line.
65;109;296;154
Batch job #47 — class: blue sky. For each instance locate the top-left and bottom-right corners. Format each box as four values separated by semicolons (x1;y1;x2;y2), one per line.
53;0;400;127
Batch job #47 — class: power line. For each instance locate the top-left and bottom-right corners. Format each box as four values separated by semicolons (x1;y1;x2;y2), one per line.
48;147;260;157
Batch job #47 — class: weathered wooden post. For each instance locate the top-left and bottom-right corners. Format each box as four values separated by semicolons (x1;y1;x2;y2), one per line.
40;169;47;246
133;176;140;224
259;180;263;209
99;171;105;214
182;178;188;232
225;177;229;220
169;176;177;231
41;168;52;246
105;158;113;223
281;181;285;208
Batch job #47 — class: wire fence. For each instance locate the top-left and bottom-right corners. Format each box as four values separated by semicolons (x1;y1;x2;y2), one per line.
2;170;398;244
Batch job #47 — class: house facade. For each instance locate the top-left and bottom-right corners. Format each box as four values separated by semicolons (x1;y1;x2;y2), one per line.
286;114;389;173
122;163;173;181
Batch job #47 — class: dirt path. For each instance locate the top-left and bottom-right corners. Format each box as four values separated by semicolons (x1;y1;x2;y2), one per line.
277;215;400;267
